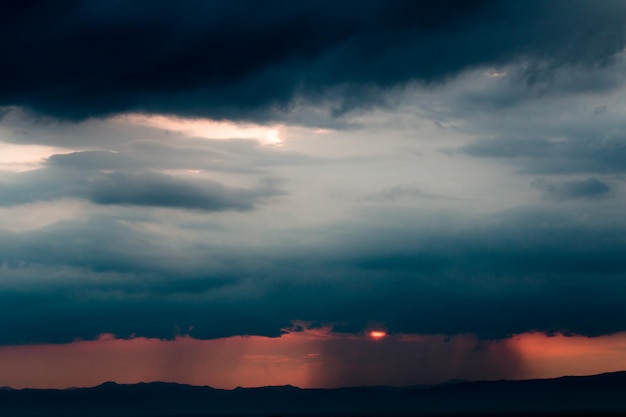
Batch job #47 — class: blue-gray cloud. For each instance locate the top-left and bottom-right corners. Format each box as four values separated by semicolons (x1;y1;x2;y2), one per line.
89;172;282;211
460;133;626;174
0;168;282;211
532;178;611;201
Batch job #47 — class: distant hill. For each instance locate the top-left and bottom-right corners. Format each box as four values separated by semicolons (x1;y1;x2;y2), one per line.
2;371;626;416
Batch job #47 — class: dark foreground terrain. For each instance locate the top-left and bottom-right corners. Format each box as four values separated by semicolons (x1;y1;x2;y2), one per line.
1;371;626;416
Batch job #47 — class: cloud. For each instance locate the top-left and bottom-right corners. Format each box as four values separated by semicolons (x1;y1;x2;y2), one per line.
0;167;283;211
89;172;282;211
1;1;625;121
532;177;611;201
1;205;626;344
460;133;626;174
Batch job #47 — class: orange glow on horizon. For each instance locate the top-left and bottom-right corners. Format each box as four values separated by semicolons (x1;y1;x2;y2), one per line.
507;332;626;380
1;329;626;390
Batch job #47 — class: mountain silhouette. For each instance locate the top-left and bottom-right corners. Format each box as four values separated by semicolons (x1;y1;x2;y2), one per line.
2;371;626;416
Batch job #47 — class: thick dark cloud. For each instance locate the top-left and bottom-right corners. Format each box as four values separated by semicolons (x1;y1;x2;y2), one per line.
1;0;625;121
1;206;626;344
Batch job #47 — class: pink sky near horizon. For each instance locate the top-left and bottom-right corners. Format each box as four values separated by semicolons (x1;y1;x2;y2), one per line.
2;328;626;390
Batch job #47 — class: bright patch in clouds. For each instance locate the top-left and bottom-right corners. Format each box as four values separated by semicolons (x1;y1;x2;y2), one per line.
113;113;283;145
0;142;69;172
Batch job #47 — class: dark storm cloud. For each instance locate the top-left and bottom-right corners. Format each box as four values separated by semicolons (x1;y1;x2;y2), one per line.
532;177;611;201
2;0;626;351
1;0;625;121
1;206;626;344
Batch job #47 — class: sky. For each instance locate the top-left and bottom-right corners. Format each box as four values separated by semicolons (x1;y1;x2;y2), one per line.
2;0;626;389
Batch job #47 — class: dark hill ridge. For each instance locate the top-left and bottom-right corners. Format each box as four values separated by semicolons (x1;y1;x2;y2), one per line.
1;371;626;416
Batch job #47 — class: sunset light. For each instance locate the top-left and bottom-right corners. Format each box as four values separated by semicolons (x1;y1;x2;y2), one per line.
3;1;626;415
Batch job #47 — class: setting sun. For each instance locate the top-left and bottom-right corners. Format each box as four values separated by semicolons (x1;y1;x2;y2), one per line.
369;331;386;340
